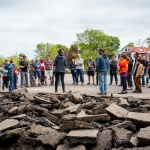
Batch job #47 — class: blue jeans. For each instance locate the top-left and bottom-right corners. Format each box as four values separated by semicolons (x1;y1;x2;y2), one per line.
8;75;14;91
21;71;28;86
98;72;107;94
76;69;84;83
142;70;146;85
71;71;77;83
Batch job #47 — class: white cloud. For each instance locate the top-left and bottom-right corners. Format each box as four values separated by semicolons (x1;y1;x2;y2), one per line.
0;0;150;59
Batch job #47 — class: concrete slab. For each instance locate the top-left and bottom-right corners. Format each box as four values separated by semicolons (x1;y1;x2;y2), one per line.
106;103;129;119
0;119;19;132
66;129;99;144
127;112;150;126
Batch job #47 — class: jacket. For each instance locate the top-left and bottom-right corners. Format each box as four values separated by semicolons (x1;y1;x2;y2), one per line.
118;59;129;74
128;60;133;73
4;63;14;76
54;56;67;72
96;54;109;72
136;64;144;77
109;60;118;72
70;63;76;71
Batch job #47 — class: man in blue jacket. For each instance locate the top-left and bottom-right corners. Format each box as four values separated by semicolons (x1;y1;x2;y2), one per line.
96;49;109;95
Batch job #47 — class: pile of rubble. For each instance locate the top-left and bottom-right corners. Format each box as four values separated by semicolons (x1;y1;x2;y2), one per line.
0;89;150;150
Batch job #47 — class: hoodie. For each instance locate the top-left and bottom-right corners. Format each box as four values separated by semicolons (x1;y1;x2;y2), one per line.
54;56;67;72
118;59;129;74
96;54;109;72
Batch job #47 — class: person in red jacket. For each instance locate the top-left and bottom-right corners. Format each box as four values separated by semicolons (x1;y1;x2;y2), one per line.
118;55;129;94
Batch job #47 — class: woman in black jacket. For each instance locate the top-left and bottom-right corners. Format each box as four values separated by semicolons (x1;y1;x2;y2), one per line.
127;56;133;90
54;49;67;92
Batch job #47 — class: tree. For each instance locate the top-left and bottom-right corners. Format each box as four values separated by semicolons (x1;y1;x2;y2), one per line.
0;56;5;66
35;43;69;60
76;29;120;65
35;43;54;59
65;45;78;66
146;37;150;48
127;42;134;46
18;53;26;59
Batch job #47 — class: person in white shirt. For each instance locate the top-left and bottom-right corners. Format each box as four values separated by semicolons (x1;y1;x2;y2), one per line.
75;54;84;86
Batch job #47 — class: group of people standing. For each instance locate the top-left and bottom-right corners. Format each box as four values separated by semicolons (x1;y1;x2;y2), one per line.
1;48;150;95
109;52;150;94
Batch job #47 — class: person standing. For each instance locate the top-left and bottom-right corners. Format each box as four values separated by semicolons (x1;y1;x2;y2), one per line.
70;59;76;84
118;55;129;94
33;57;41;87
75;54;84;86
132;59;144;93
95;53;100;86
4;59;14;92
127;56;133;90
13;65;18;89
141;56;147;87
147;58;150;88
20;56;28;88
29;65;35;87
87;57;96;85
40;59;45;85
109;56;118;85
54;49;67;92
97;49;109;95
2;62;8;90
133;52;139;79
44;55;53;86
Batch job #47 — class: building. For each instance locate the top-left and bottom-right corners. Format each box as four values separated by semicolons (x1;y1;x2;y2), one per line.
117;46;150;60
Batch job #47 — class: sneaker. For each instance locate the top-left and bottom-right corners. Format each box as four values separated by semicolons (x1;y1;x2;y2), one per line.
118;91;127;94
75;83;78;86
94;84;98;86
81;83;84;86
127;87;133;90
104;92;107;95
50;83;53;86
38;84;42;87
109;83;112;85
132;90;138;93
34;84;37;87
87;83;90;85
21;86;24;88
92;83;95;85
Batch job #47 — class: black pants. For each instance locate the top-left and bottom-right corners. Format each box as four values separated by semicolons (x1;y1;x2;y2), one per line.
41;70;45;83
95;72;99;85
2;76;8;90
110;71;118;84
121;77;127;91
55;72;65;91
127;72;133;87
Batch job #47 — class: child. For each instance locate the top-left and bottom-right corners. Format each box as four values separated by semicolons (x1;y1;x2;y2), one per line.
29;66;35;87
13;65;18;89
132;58;144;93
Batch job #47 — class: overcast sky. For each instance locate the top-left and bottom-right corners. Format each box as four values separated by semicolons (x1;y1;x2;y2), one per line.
0;0;150;59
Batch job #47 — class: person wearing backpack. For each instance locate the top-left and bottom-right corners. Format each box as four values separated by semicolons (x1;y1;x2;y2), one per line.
132;58;144;93
4;59;14;92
